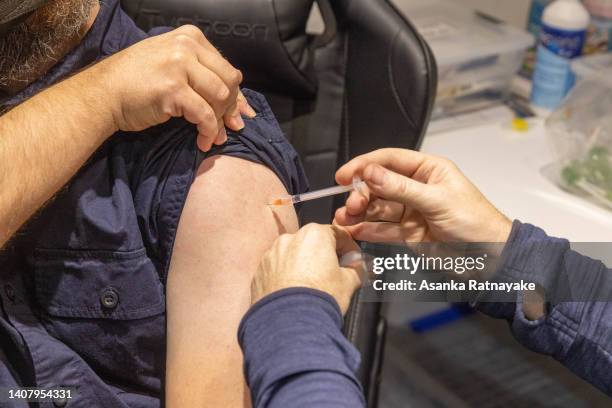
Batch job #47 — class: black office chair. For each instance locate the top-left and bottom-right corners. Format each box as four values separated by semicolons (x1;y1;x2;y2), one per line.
121;1;437;406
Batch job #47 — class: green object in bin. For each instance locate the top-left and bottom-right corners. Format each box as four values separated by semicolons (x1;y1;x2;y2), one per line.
562;146;612;203
562;162;582;186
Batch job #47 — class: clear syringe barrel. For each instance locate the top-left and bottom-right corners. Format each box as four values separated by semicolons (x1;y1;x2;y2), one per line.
271;176;365;206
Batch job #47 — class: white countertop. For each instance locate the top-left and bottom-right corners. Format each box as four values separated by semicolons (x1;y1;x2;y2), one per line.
421;109;612;243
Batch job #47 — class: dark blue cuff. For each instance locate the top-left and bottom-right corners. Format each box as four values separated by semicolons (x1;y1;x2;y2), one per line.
476;220;569;320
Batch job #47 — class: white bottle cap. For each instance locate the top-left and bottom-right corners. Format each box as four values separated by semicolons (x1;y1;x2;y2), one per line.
543;0;590;31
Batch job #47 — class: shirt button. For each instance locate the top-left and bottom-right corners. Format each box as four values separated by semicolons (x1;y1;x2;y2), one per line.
100;288;119;310
53;396;68;407
4;284;15;302
52;386;68;407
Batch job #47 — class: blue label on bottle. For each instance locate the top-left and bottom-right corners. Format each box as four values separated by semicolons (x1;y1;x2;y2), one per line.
539;23;586;58
531;23;585;109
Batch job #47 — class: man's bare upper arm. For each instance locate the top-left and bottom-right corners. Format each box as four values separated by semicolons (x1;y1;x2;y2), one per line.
165;155;298;408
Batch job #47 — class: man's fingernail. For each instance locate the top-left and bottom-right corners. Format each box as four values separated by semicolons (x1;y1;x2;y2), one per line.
198;137;210;152
365;165;386;187
217;127;228;143
233;114;245;130
245;105;257;118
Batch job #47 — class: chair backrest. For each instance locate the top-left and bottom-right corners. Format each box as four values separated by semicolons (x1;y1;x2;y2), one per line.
121;1;437;405
121;0;436;221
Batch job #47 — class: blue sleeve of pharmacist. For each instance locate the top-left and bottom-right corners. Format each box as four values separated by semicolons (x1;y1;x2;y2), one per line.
477;221;612;396
238;287;366;407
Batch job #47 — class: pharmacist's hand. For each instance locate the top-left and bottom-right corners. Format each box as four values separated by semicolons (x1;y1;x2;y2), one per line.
251;224;363;315
94;25;256;151
334;149;512;244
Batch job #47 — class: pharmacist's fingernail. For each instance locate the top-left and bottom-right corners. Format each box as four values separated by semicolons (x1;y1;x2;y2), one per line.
364;164;386;187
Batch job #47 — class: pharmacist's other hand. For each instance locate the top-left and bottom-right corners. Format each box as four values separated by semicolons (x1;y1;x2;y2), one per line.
251;224;363;315
334;148;512;244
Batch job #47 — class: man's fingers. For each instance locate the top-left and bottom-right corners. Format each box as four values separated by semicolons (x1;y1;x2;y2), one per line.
176;24;221;55
191;47;243;129
362;164;429;212
197;135;214;152
213;120;227;146
174;27;242;96
223;91;258;131
173;28;247;129
175;88;219;148
223;99;244;131
336;148;430;185
237;91;257;118
193;47;243;97
186;61;231;115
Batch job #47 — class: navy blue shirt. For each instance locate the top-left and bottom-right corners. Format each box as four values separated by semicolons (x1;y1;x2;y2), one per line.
240;222;612;406
0;1;307;406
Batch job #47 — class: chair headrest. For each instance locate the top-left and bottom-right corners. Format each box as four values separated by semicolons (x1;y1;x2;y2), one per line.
122;0;333;98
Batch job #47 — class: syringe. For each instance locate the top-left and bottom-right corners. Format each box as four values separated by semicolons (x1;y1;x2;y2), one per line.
269;176;365;206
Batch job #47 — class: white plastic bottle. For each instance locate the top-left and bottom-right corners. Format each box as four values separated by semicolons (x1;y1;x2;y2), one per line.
531;0;590;110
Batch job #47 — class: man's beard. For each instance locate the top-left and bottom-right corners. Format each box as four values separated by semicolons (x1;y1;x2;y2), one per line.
0;0;97;94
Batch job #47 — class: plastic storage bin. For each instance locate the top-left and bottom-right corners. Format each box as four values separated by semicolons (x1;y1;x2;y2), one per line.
572;52;612;80
393;0;534;117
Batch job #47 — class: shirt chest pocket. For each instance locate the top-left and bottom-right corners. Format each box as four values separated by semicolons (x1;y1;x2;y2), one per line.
33;248;164;319
32;248;166;389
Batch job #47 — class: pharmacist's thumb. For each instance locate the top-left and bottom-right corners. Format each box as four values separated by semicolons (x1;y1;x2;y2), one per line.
362;164;429;210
